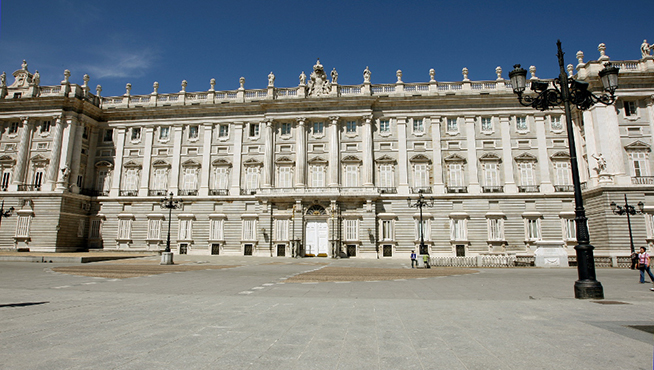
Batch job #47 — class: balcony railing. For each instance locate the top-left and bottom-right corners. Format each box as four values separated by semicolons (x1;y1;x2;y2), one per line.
178;189;198;196
482;186;503;193
554;185;574;192
240;188;258;195
149;189;168;196
632;176;654;185
17;184;41;191
411;187;432;194
209;189;229;196
378;187;397;194
120;190;138;196
445;186;467;193
518;185;540;193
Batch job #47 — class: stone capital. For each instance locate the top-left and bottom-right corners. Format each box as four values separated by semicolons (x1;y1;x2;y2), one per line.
328;116;339;123
296;117;306;125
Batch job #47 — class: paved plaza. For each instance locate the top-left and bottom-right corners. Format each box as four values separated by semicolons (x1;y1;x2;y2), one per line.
1;256;654;370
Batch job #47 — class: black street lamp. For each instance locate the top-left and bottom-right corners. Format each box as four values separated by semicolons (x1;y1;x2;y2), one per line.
610;195;645;254
509;40;620;299
0;200;15;227
407;190;434;255
160;192;182;253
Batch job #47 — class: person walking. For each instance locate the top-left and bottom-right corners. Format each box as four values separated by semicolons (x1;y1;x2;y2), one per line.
637;246;654;283
410;250;418;268
422;254;431;269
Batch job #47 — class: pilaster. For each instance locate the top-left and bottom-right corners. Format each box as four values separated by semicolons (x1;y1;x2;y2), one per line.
44;115;63;191
68;117;85;193
109;127;126;197
500;115;517;193
56;117;76;191
328;117;340;187
199;123;213;196
169;125;183;194
589;105;627;184
465;116;480;193
139;127;155;196
362;115;374;186
534;115;553;193
84;126;99;192
230;122;244;196
295;118;306;187
396;117;409;195
12;117;32;189
430;116;444;193
262;119;273;188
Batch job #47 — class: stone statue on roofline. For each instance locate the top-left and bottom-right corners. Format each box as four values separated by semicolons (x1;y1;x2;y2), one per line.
331;68;338;84
363;66;371;83
592;153;607;175
641;40;652;59
299;71;306;85
308;59;331;97
268;71;275;87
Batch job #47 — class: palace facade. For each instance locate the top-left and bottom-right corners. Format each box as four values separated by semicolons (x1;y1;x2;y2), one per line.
1;43;653;259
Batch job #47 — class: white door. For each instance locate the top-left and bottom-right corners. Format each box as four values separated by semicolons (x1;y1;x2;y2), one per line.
306;221;329;256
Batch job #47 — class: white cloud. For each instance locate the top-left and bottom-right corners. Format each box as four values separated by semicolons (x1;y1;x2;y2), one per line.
83;47;157;79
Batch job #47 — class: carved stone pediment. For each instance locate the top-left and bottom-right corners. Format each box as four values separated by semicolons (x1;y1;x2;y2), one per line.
95;160;113;168
152;159;171;168
9;60;33;89
409;154;431;163
550;151;570;160
275;156;295;165
514;152;538;162
479;152;501;162
375;155;396;164
181;159;200;168
243;158;262;167
341;155;361;163
308;156;328;165
0;155;15;165
211;158;231;167
444;153;466;163
625;140;651;152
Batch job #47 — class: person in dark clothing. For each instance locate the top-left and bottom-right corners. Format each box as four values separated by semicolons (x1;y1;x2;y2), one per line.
410;250;418;268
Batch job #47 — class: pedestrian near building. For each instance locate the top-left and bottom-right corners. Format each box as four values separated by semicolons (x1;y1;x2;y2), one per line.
423;254;431;269
410;250;418;268
637;246;654;283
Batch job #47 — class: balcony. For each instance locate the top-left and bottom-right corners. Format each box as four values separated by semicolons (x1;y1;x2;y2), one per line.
411;187;432;194
120;190;138;196
554;185;574;192
446;186;467;193
482;186;503;193
518;185;540;193
240;188;258;195
632;176;654;185
378;187;397;194
149;189;168;196
209;189;229;196
17;184;41;191
178;189;198;196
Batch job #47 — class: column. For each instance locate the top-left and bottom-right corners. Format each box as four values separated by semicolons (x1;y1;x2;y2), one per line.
199;123;213;196
45;115;63;191
138;126;155;196
362;115;374;186
68;117;85;193
262;119;273;188
108;127;126;197
169;125;183;195
12;116;33;189
588;105;626;184
56;117;77;191
534;115;553;192
582;110;600;186
397;117;409;195
230;122;244;196
430;116;444;193
84;126;99;193
328;116;339;187
465;115;480;193
295;118;306;187
500;115;517;193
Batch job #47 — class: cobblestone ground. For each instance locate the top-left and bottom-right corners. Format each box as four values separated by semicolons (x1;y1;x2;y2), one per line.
285;266;477;282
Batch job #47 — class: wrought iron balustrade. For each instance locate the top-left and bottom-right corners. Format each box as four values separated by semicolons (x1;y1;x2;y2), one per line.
17;184;41;191
149;189;168;196
445;186;467;193
120;190;138;196
632;176;654;185
411;187;433;194
209;189;229;196
240;188;258;195
482;186;504;193
554;185;574;192
378;187;397;194
518;185;540;193
178;189;198;196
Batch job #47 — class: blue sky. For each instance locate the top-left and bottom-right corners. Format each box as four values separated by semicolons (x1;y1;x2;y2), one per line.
0;0;652;97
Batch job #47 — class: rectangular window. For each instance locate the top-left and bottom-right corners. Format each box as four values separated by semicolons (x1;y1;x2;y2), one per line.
380;220;393;241
554;162;571;185
632;152;649;177
413;119;424;134
89;219;102;239
40;121;51;133
448;164;463;187
15;215;31;238
344;219;358;241
131;127;141;141
245;167;259;190
103;129;113;142
178;219;192;240
77;220;85;238
281;123;292;136
488;218;504;241
218;124;229;138
344;165;358;187
379;164;394;188
313;122;324;135
526;218;541;241
625;101;637;116
481;117;493;132
516;117;528;131
152;168;168;190
379;120;390;133
210;219;224;240
413;164;429;187
96;170;110;192
519;163;535;186
275;219;289;240
82;126;89;139
346;121;357;134
562;218;576;241
415;219;430;240
123;168;139;191
242;219;257;240
483;163;499;187
309;166;325;187
249;123;260;137
277;166;293;188
447;118;458;132
2;171;11;190
450;218;466;241
117;219;132;240
159;127;170;140
182;168;198;190
8;122;19;135
147;219;162;240
550;116;563;130
33;170;44;188
213;167;229;189
188;125;199;139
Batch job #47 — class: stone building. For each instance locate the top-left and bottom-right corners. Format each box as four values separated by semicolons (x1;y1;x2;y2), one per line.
0;43;653;258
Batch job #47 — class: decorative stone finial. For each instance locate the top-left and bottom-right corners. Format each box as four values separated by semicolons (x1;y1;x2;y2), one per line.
181;80;187;92
125;83;132;96
268;71;275;87
62;69;71;84
495;66;503;80
299;71;306;86
209;78;216;91
567;64;574;77
82;74;89;87
462;67;469;81
363;66;371;83
429;68;435;82
396;70;403;83
153;82;159;94
576;51;585;65
96;85;102;97
598;43;609;61
239;77;245;89
529;66;537;80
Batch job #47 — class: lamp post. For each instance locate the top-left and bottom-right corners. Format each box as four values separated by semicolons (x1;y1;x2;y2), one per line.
160;192;182;264
0;200;14;227
407;190;434;255
509;40;619;299
610;195;644;254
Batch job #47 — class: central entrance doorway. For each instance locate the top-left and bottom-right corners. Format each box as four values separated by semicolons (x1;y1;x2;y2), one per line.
305;220;329;257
